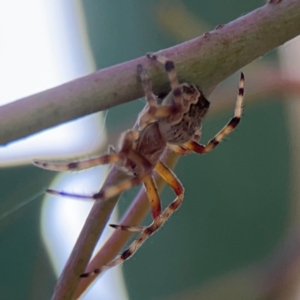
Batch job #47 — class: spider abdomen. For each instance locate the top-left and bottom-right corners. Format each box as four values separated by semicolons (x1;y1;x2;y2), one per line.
159;88;210;144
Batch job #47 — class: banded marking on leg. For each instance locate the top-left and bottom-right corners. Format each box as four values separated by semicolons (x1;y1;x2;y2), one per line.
46;173;148;201
182;72;244;154
33;153;120;171
147;53;184;120
80;161;184;279
181;140;205;154
235;72;244;118
137;63;182;127
147;53;179;91
80;223;160;278
110;224;146;232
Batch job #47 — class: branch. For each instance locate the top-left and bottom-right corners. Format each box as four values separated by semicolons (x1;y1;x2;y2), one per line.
1;0;300;146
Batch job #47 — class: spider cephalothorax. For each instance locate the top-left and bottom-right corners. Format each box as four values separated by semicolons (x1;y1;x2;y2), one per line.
34;53;244;278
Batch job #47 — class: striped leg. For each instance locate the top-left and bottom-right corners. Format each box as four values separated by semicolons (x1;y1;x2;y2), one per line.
47;171;161;221
137;63;158;129
137;63;182;130
105;175;161;232
46;173;148;201
41;142;162;219
46;174;155;205
45;149;155;203
80;160;184;278
147;53;180;91
35;129;150;200
180;72;244;154
33;153;121;172
33;129;140;172
147;53;184;118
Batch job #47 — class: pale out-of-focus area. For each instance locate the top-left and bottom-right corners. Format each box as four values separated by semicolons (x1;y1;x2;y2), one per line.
1;0;300;299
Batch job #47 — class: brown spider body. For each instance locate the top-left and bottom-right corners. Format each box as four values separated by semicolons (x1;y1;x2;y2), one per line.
33;53;245;280
158;83;210;144
123;85;210;175
134;122;165;168
119;122;166;176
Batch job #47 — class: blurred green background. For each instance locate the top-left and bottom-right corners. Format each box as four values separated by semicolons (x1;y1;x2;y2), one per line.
0;0;296;299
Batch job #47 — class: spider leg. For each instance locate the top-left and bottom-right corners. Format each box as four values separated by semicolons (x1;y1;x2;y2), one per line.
80;160;184;278
33;129;140;172
147;53;179;90
167;143;190;155
113;171;162;220
109;170;165;234
46;173;148;200
137;64;182;130
45;134;163;220
33;153;121;171
154;160;184;217
147;53;184;115
107;173;161;228
46;146;155;202
137;64;156;110
180;72;245;154
110;224;146;232
142;175;161;219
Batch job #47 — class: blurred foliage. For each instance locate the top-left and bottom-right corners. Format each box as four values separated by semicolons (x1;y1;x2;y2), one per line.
0;166;56;299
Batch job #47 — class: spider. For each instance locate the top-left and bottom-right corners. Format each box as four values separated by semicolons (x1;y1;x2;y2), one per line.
33;53;244;277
